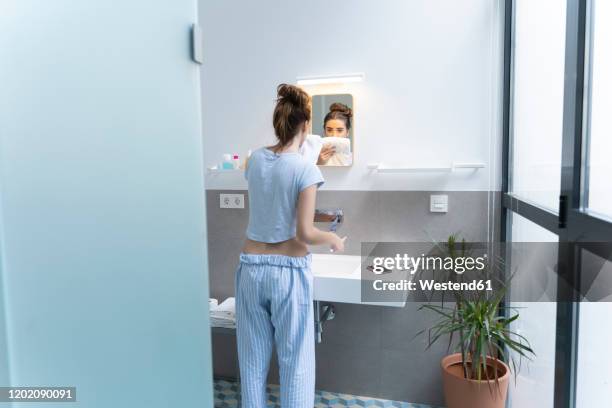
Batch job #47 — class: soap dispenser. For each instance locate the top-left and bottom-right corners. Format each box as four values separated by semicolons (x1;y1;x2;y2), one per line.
221;153;233;170
232;154;240;169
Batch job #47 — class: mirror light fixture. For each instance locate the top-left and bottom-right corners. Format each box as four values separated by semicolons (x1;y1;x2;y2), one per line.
296;72;365;86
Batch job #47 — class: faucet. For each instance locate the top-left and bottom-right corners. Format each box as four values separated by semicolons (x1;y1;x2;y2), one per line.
314;209;343;232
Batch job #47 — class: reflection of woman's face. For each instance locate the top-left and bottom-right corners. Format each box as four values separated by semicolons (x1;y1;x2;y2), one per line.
324;119;349;138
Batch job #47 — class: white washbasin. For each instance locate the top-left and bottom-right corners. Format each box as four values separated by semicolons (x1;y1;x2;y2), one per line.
311;253;406;307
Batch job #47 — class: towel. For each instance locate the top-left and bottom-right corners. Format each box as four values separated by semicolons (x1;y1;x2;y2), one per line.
321;136;351;155
211;297;235;315
320;136;352;166
210;297;236;329
299;134;323;165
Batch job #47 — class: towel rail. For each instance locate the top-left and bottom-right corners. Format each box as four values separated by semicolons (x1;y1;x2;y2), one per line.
367;162;485;173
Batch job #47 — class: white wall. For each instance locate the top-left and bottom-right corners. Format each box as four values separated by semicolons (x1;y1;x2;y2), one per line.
199;0;504;191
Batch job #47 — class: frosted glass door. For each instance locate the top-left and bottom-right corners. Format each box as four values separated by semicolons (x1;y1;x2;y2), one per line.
0;2;213;407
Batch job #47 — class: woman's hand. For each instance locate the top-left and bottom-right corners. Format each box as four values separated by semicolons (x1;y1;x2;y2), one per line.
297;186;347;251
317;144;335;165
330;235;347;253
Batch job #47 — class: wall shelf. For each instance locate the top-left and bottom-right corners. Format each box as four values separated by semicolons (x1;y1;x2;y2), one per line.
206;166;243;174
367;162;485;173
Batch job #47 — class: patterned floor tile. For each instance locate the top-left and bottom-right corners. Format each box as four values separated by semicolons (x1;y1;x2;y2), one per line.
213;378;442;408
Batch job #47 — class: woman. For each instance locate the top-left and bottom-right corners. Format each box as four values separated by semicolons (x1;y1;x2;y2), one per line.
317;102;353;166
236;83;346;408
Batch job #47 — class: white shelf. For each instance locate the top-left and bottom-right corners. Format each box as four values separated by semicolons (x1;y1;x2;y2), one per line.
206;166;243;174
367;162;485;173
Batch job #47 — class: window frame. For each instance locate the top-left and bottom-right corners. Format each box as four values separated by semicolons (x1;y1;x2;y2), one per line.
501;1;612;407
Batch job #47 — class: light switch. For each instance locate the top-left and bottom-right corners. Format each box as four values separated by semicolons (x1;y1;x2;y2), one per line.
430;194;448;213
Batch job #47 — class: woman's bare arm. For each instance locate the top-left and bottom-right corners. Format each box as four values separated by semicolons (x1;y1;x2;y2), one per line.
296;185;345;251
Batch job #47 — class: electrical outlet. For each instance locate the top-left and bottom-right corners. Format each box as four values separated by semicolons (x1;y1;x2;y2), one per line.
220;193;244;209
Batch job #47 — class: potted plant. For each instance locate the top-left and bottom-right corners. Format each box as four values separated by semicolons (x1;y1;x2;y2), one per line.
417;235;535;408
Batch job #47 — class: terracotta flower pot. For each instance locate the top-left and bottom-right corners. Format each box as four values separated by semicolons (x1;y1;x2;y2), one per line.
441;353;509;408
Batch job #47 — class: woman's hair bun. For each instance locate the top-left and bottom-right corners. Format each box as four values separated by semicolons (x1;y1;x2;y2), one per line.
324;102;353;130
272;84;311;146
277;83;308;106
329;102;352;118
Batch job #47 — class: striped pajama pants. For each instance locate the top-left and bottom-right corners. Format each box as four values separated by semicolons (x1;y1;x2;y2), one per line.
234;252;315;408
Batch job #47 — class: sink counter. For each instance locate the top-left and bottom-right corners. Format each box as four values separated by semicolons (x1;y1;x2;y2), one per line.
311;253;407;307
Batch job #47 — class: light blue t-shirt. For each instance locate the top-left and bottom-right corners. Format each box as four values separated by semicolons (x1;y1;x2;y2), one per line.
245;147;325;243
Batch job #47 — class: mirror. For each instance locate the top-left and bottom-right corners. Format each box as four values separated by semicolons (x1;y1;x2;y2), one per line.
311;94;354;166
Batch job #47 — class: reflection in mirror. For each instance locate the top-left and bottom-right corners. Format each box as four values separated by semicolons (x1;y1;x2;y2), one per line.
311;94;354;166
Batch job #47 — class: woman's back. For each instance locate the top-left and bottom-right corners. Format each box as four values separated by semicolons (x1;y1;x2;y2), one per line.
242;146;324;256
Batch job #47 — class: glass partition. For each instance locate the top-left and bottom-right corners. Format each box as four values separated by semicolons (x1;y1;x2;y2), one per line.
511;0;567;212
584;0;612;219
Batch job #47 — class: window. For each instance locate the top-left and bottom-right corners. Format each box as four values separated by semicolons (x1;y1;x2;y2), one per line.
584;0;612;219
503;1;612;407
511;0;567;212
508;213;558;407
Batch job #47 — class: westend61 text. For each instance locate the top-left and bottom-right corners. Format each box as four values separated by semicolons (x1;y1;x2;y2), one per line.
373;279;493;292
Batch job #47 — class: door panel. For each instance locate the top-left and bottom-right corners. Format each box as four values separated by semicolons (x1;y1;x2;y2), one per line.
0;1;213;407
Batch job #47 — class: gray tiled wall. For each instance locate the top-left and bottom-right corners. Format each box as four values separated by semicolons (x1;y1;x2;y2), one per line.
207;190;500;406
